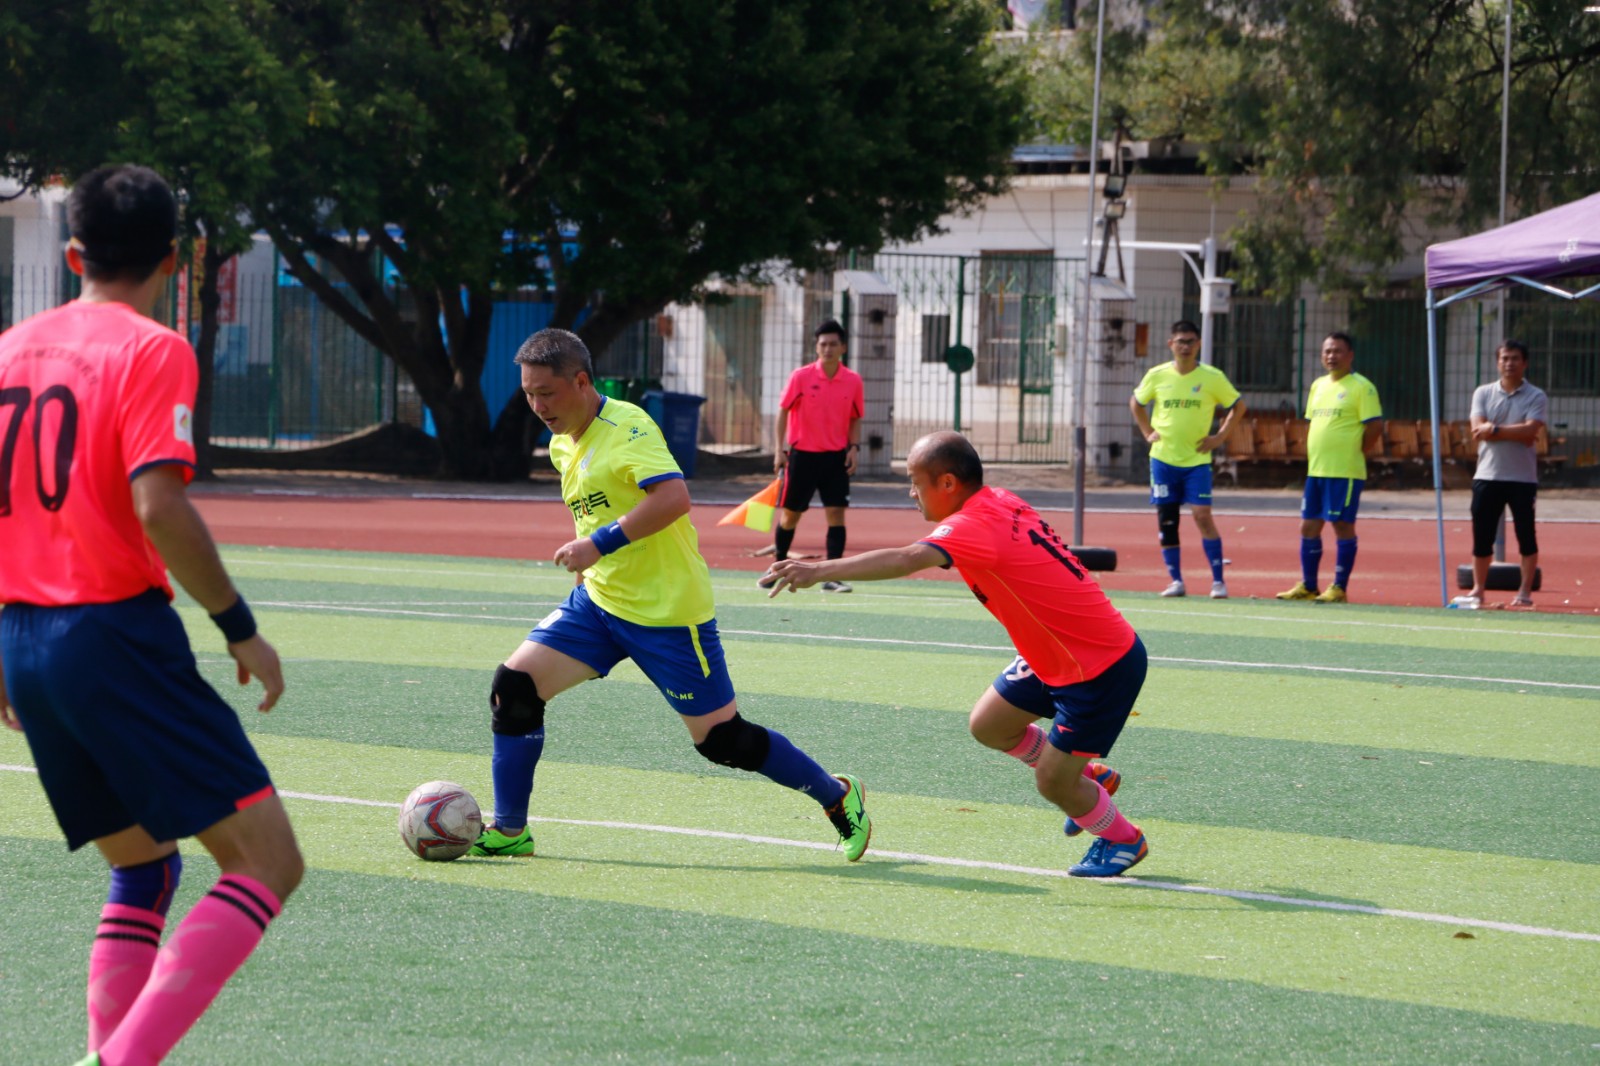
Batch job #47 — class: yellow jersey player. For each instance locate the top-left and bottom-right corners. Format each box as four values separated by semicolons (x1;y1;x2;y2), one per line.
472;328;870;861
1276;332;1384;603
1130;320;1246;598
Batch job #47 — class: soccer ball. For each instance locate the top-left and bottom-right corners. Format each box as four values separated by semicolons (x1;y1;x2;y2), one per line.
398;781;483;862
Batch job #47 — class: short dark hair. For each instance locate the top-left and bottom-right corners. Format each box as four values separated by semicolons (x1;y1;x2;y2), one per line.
814;319;846;343
514;327;594;381
1324;331;1355;350
67;165;178;283
913;431;984;487
1169;320;1201;338
1497;339;1529;362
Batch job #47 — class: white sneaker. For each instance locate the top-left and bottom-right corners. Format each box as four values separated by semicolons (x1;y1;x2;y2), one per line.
821;580;853;593
1160;580;1186;598
1210;580;1228;599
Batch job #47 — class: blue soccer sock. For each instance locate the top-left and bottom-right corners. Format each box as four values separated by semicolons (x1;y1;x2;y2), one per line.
1334;537;1358;589
1300;537;1323;590
758;727;847;807
491;729;545;831
108;851;184;917
1161;546;1183;582
1202;538;1225;583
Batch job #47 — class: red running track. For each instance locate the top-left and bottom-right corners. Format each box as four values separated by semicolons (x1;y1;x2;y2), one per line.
194;493;1600;615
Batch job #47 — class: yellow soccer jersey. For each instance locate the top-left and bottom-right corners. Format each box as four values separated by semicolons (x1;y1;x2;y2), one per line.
549;397;715;627
1305;372;1382;479
1133;362;1241;468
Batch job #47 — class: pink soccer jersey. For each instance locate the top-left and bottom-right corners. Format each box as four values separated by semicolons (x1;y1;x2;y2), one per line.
921;486;1136;687
0;301;197;606
779;362;863;452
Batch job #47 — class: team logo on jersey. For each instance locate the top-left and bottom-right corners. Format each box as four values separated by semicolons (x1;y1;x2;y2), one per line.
929;524;953;539
579;448;594;471
567;491;611;519
174;403;193;444
1190;383;1202;393
1337;390;1347;400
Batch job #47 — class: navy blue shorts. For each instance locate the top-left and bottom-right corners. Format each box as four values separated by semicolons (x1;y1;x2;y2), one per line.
1149;459;1213;508
1;590;275;850
1301;476;1364;524
990;636;1148;759
527;585;736;716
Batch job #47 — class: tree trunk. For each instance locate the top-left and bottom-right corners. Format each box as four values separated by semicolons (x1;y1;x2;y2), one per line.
428;383;495;481
191;238;227;480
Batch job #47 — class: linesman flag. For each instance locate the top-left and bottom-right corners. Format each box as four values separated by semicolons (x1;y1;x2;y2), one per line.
717;477;782;533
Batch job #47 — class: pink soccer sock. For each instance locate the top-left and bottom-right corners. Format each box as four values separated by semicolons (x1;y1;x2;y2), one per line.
87;904;166;1051
97;875;281;1066
1077;781;1141;844
1003;724;1049;766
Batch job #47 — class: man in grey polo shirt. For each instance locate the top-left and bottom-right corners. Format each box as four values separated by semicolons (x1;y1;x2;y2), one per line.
1461;340;1548;608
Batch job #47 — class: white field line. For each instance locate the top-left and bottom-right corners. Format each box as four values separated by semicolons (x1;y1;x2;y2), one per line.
224;553;1600;642
229;486;1599;525
2;763;1590;943
240;599;1600;692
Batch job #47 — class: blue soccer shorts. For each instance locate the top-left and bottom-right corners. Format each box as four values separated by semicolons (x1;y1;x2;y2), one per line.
526;584;736;716
990;636;1149;759
1149;458;1213;508
1;590;276;850
1301;476;1364;524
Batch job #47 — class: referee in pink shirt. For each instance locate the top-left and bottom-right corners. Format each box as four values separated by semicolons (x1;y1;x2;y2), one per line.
763;320;865;592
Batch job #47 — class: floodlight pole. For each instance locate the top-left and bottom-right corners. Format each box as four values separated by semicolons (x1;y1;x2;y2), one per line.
1072;0;1109;547
1494;0;1513;563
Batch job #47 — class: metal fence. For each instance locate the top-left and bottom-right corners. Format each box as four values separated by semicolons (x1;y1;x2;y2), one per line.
6;259;1596;479
643;253;1086;463
1133;286;1600;478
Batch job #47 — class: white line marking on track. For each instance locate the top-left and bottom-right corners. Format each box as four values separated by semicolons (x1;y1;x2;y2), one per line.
3;765;1593;942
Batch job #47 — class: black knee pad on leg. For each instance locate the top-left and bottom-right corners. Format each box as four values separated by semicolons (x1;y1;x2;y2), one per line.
1157;503;1182;547
695;714;771;772
490;665;546;736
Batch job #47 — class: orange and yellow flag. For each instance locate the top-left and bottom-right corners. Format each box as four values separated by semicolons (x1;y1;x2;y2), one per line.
717;478;782;533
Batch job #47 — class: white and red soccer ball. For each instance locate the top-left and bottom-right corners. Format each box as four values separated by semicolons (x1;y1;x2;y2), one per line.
398;781;483;861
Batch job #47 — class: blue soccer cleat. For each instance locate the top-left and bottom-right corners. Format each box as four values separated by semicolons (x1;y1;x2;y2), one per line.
1063;762;1121;838
1068;833;1148;878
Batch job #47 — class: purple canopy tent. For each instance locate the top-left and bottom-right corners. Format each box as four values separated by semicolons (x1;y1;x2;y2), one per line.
1422;191;1600;604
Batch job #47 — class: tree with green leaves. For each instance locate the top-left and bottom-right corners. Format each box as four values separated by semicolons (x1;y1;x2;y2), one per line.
251;0;1030;478
5;0;1029;480
1036;0;1600;298
1;0;317;474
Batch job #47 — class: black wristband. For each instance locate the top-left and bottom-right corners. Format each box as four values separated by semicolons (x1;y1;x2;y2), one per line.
210;597;257;644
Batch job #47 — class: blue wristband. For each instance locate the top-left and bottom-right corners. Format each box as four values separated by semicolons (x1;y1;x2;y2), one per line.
589;521;631;556
209;597;257;644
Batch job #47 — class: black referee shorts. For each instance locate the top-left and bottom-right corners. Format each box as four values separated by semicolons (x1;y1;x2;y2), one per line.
1470;479;1538;557
780;448;851;511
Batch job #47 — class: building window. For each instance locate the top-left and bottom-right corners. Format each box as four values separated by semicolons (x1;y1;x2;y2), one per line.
921;314;951;364
977;253;1055;387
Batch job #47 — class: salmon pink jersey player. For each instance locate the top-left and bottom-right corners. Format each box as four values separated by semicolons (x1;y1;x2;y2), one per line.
763;430;1151;878
0;165;302;1066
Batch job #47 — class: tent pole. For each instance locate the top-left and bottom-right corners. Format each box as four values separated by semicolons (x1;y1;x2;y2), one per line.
1426;289;1448;606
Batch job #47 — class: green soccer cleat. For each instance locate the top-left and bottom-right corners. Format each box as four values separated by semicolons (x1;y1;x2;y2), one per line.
826;774;871;861
1276;581;1317;601
470;824;535;857
1314;585;1348;604
72;1055;101;1066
